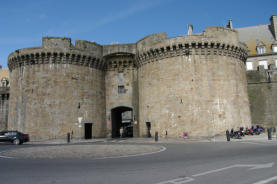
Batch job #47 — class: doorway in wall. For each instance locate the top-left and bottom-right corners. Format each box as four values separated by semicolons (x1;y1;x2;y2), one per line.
84;123;93;139
111;106;133;138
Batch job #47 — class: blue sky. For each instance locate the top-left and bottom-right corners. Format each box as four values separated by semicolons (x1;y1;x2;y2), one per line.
0;0;276;68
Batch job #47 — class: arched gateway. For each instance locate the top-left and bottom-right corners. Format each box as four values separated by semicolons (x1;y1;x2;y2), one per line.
111;106;133;138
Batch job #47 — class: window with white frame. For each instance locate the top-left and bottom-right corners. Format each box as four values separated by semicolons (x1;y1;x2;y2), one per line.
258;60;268;69
272;45;277;52
246;62;253;70
257;46;266;54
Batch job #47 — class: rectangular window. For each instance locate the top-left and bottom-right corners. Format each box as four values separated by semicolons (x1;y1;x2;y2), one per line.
258;60;268;69
257;47;266;54
118;72;124;82
246;62;253;70
118;85;125;94
275;59;277;67
273;46;277;53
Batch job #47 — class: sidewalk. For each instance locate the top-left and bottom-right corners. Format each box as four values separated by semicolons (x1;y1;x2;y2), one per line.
25;133;277;145
26;138;107;145
212;133;277;142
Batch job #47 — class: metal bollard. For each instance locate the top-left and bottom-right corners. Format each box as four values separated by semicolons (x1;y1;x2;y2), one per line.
226;130;230;142
275;126;277;139
267;128;272;140
67;132;70;143
155;131;158;142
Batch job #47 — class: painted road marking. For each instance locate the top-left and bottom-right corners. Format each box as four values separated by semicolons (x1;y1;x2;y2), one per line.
156;162;274;184
192;162;274;177
252;176;277;184
0;152;13;159
0;155;13;159
156;177;194;184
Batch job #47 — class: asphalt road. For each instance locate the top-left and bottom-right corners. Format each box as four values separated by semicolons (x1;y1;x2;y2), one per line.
0;140;277;184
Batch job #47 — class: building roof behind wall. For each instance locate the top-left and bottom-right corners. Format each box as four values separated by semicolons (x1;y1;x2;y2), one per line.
0;68;9;80
236;24;275;55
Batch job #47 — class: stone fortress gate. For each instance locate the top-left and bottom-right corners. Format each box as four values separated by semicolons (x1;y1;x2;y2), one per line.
8;26;251;140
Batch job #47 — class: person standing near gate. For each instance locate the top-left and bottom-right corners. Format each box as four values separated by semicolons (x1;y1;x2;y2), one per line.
120;127;123;138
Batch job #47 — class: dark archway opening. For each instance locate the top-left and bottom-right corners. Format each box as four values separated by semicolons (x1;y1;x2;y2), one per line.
84;123;93;139
111;106;133;138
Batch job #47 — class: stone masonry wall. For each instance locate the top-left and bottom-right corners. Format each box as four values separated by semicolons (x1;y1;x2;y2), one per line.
137;27;251;138
8;37;106;140
247;66;277;128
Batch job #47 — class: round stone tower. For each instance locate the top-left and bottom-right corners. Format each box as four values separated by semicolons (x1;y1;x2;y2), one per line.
8;37;106;140
136;27;251;138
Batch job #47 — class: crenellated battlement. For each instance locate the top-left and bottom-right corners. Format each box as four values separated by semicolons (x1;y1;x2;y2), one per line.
8;37;105;71
75;40;103;57
104;53;136;71
103;44;136;57
42;37;72;49
136;32;167;52
8;26;248;71
136;26;248;66
8;50;105;71
136;41;248;66
8;37;139;72
8;51;105;71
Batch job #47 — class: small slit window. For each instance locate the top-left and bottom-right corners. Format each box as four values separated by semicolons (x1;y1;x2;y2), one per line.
118;85;125;94
118;72;124;81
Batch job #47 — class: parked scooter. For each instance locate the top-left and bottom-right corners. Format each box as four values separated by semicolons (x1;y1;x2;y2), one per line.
239;127;245;136
230;128;242;139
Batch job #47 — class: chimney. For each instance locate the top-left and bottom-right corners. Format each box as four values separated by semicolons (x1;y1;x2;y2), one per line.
226;19;233;29
270;15;277;40
188;24;193;35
